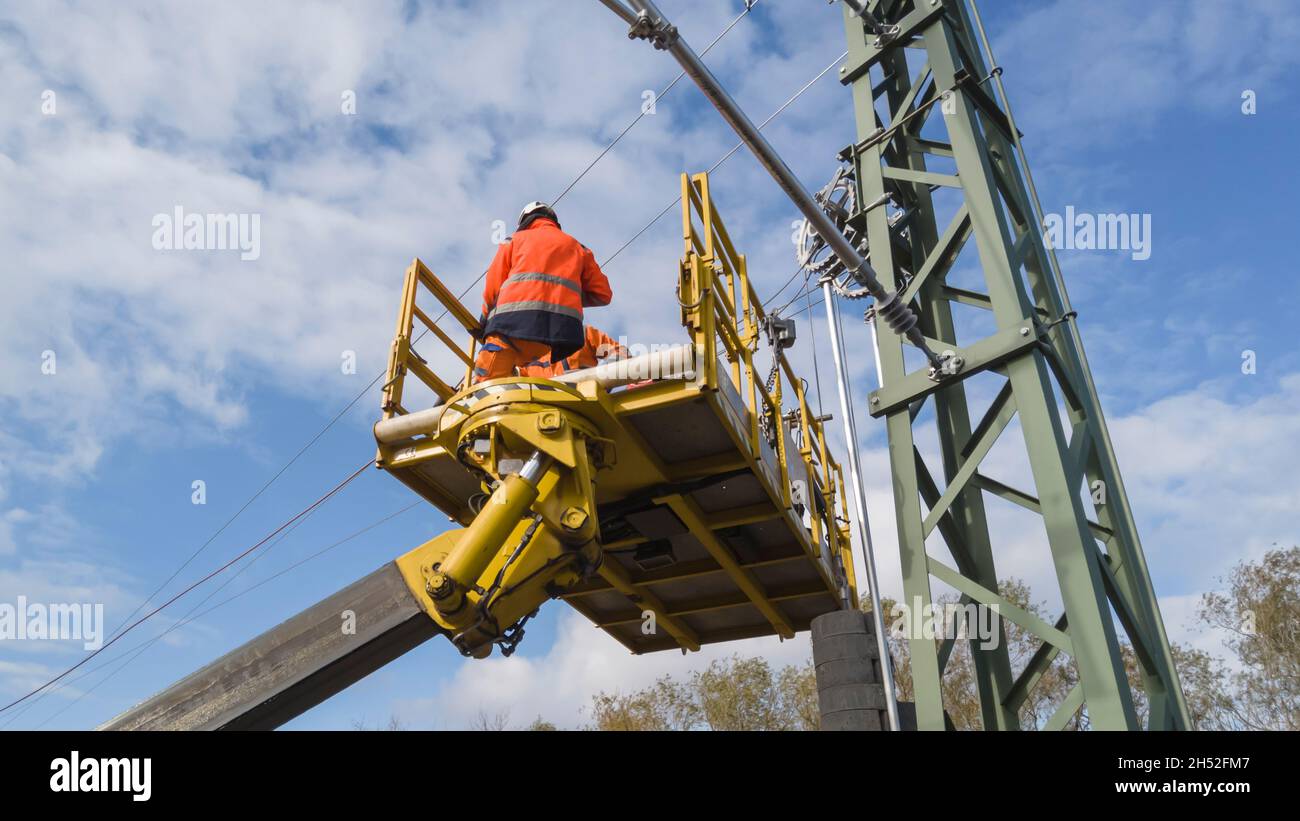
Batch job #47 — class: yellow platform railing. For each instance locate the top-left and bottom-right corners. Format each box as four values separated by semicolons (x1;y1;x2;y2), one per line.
678;171;857;597
380;259;482;422
376;179;857;602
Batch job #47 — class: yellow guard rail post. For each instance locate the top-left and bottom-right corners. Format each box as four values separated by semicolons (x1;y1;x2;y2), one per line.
379;258;481;422
678;171;857;602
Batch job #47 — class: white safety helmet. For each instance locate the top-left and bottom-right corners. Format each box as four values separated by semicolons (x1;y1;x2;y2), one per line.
518;201;559;230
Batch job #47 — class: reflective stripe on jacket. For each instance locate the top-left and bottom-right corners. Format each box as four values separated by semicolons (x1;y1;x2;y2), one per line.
479;218;612;361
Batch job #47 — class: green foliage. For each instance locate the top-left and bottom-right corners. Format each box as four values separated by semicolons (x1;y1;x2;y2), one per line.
585;656;818;731
1197;545;1299;730
524;715;559;731
863;582;1084;730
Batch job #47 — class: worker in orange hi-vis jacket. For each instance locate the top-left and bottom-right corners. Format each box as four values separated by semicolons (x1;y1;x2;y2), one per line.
472;202;612;383
520;325;629;378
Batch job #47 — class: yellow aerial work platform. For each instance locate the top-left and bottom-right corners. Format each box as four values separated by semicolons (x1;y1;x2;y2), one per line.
373;173;857;655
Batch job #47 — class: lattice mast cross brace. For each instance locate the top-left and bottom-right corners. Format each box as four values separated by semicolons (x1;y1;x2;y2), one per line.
838;0;1188;729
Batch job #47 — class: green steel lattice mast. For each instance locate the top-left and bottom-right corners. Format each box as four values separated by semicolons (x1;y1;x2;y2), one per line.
837;0;1189;730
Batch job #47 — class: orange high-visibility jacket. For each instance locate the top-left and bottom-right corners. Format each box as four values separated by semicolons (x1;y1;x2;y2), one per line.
521;326;628;377
479;218;612;361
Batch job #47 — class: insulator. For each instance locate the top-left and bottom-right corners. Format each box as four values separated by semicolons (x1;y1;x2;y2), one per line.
874;292;918;336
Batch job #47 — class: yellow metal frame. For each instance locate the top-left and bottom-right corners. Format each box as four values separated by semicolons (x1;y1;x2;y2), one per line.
677;171;857;600
380;258;481;421
393;401;605;658
375;172;859;656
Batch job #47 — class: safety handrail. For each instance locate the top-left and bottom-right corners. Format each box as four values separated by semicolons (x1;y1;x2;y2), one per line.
678;172;855;596
380;259;481;422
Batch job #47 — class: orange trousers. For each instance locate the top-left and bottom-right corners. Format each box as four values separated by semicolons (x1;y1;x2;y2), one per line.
472;334;552;383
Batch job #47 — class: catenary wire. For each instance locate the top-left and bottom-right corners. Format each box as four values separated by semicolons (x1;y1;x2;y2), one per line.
552;0;761;207
2;6;769;722
23;501;421;730
600;50;850;269
0;462;369;716
99;3;763;659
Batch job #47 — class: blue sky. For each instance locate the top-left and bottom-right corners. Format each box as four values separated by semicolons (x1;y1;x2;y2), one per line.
1;0;1298;729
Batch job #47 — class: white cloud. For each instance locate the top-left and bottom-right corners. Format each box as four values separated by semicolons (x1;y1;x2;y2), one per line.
0;0;849;501
0;0;861;725
0;659;81;703
3;0;1297;727
0;509;33;556
995;0;1300;155
1109;373;1300;587
850;372;1300;651
398;610;814;730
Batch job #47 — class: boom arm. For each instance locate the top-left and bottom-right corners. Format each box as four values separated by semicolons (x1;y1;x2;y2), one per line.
392;402;607;658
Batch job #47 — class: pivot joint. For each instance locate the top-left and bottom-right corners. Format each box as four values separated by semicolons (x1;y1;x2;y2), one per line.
628;10;678;50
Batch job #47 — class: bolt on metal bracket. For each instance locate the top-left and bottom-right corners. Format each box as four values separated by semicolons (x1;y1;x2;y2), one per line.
927;350;965;382
627;10;678;50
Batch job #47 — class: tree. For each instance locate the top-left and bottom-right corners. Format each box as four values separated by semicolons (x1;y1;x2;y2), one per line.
1125;641;1234;731
783;660;821;731
695;656;817;730
586;675;697;731
468;708;511;731
1197;545;1299;730
586;656;817;731
524;716;559;731
864;582;1082;730
350;714;408;731
868;556;1300;731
